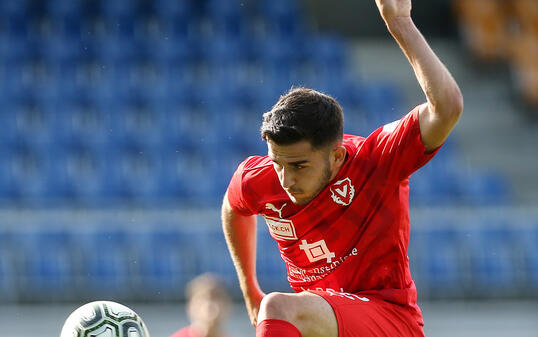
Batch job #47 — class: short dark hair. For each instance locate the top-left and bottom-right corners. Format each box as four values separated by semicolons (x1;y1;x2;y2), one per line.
260;87;344;149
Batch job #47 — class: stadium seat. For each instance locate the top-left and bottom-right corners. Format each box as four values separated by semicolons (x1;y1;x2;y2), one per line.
152;0;193;23
515;225;538;290
76;228;134;298
159;146;220;204
257;231;288;291
410;226;465;296
0;231;17;301
462;222;517;295
196;231;237;285
14;229;76;300
132;229;194;298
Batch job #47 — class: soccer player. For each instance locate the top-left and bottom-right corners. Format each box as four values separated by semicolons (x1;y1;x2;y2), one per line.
170;273;232;337
221;0;463;336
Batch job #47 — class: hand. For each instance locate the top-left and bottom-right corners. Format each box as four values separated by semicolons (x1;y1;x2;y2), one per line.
244;290;266;326
375;0;411;20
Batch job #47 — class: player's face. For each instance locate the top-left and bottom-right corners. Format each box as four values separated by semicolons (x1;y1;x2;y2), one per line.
268;139;342;205
187;290;229;331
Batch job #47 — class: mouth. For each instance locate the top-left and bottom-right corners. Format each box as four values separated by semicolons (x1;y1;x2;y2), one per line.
287;190;303;196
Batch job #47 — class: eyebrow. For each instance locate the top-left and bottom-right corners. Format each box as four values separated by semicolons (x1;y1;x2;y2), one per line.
270;158;309;166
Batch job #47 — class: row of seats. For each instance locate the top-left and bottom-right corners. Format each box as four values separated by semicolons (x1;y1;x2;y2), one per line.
410;221;538;297
0;217;536;302
0;0;512;206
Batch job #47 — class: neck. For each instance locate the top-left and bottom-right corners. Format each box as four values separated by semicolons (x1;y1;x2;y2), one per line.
191;323;220;337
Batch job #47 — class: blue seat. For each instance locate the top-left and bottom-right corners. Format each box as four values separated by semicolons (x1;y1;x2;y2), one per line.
76;228;134;297
306;35;348;70
0;147;17;200
0;35;31;66
0;0;28;18
0;231;17;300
14;229;76;299
0;8;29;37
159;148;220;204
254;35;296;69
514;225;538;289
99;0;136;32
102;143;163;202
54;104;113;149
46;0;82;17
152;0;193;22
92;36;137;67
37;36;83;66
206;0;245;37
257;232;288;291
258;0;303;38
148;37;197;67
53;144;111;203
130;229;193;297
46;0;83;37
462;222;516;293
462;171;511;205
9;144;59;201
201;35;248;67
160;108;218;151
359;82;402;125
419;227;464;295
109;105;165;148
195;230;237;285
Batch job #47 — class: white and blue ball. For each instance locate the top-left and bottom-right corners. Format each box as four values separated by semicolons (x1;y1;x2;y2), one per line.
60;300;150;337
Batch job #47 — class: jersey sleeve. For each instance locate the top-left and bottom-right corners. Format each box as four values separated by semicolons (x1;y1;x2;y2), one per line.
226;158;257;216
363;105;441;181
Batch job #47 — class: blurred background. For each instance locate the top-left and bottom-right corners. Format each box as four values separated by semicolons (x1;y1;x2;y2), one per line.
0;0;536;336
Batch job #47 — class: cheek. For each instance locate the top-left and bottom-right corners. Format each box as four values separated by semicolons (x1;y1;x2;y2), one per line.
302;168;323;188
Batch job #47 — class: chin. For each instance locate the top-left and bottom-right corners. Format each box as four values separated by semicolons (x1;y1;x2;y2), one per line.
289;194;312;206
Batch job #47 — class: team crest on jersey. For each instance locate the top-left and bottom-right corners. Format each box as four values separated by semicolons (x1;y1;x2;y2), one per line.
330;178;355;206
299;239;335;263
264;216;298;240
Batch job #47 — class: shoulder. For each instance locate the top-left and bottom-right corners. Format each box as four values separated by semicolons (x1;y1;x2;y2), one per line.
234;155;278;190
343;134;366;150
235;155;274;184
169;327;192;337
342;133;367;158
241;155;273;171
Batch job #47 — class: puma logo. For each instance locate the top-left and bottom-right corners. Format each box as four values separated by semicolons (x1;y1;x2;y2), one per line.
265;203;287;218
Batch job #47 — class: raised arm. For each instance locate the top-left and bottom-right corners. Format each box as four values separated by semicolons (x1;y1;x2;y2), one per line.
221;193;265;326
375;0;463;151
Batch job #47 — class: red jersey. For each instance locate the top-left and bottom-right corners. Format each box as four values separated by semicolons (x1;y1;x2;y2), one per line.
226;106;439;325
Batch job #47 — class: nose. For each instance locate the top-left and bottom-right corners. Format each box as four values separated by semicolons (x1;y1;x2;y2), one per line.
280;167;296;190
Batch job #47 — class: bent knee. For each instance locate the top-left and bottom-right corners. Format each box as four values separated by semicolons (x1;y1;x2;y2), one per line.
258;292;338;337
258;292;297;322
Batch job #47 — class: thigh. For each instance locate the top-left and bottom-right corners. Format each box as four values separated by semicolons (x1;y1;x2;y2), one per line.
258;291;338;337
308;290;425;337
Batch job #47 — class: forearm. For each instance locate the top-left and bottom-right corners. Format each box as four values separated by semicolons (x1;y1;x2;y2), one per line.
385;17;463;116
221;196;262;300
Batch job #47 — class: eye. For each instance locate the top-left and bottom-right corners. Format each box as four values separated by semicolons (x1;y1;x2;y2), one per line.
294;164;306;170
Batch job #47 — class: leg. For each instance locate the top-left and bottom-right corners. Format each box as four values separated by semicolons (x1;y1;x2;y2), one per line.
257;291;338;337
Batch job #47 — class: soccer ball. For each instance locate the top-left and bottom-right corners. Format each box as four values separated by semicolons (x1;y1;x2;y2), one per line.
60;300;150;337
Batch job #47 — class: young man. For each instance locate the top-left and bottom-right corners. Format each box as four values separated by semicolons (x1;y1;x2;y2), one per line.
222;0;463;336
170;273;232;337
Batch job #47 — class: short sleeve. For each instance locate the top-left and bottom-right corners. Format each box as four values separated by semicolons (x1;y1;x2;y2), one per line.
226;159;256;216
364;106;441;181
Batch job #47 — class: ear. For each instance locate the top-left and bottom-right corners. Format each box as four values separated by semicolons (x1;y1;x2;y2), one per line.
331;145;346;166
